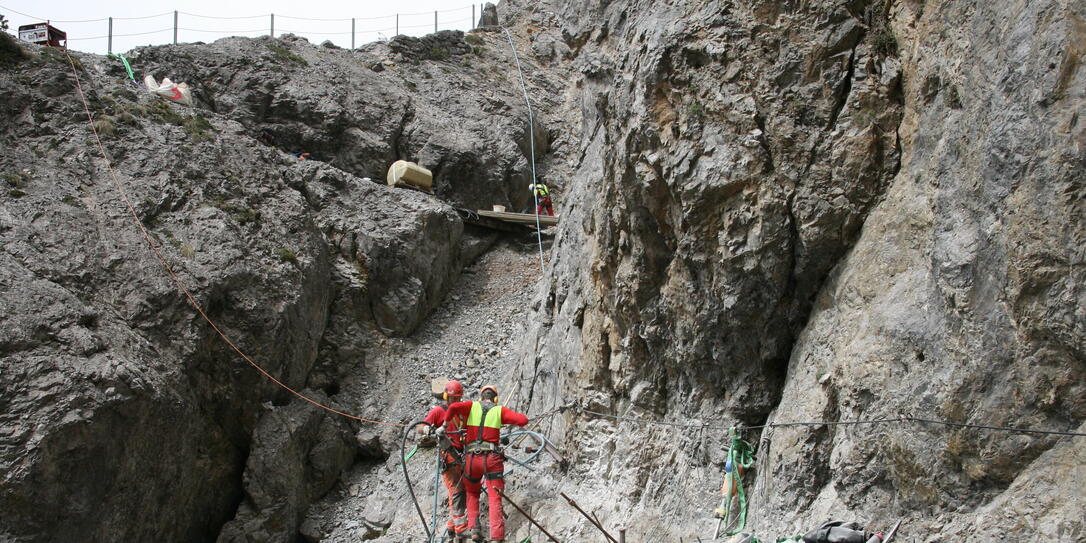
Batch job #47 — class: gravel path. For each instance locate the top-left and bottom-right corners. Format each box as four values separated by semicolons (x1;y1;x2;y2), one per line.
304;238;549;542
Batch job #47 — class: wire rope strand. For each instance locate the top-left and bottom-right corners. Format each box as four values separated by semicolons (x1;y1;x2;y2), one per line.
502;27;546;275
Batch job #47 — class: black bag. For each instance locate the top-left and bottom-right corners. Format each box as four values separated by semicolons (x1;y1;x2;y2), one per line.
802;520;872;543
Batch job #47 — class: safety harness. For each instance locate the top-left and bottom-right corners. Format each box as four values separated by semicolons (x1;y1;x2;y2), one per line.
438;413;465;470
463;401;505;482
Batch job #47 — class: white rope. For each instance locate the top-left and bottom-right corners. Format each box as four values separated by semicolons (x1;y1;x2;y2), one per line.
502;26;546;275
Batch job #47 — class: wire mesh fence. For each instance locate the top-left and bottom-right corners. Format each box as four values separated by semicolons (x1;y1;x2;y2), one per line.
0;3;486;55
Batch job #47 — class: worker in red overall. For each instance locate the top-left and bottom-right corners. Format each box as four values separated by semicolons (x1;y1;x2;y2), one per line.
420;380;469;540
443;385;528;543
530;183;555;216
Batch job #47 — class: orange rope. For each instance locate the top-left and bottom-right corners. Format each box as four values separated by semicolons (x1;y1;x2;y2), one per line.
63;51;404;427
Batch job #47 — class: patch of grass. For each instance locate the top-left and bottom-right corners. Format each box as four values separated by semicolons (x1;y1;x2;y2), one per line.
472;45;484;56
180;243;196;259
143;101;185;125
61;195;81;206
464;33;484;46
404;80;417;90
461;60;472;69
3;172;29;188
0;30;30;66
267;44;308;66
9;189;27;198
686;101;704;120
275;247;298;264
427;46;450;61
210;195;261;225
182;116;214;142
93;117;116;137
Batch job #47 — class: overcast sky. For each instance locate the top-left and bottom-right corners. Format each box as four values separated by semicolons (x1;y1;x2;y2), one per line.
1;0;485;55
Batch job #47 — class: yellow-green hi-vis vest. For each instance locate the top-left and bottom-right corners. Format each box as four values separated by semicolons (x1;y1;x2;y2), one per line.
466;401;503;442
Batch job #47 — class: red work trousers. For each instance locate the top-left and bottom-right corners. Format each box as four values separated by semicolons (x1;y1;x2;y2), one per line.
442;451;468;535
463;451;506;541
536;196;554;216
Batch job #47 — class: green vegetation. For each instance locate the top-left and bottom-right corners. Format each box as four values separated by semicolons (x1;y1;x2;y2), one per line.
267;44;308;66
180;243;196;259
472;45;484;56
404;80;417;90
427;46;450;61
464;33;484;46
37;46;80;70
275;247;299;265
62;194;81;206
8;189;26;198
93;117;116;137
0;25;30;66
3;171;29;188
182;116;214;142
210;195;261;225
686;101;704;121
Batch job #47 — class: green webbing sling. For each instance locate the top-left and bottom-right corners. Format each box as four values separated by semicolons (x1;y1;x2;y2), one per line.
723;426;756;536
108;53;135;81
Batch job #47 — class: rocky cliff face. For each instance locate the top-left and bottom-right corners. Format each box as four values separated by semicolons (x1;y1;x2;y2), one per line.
0;28;564;542
504;0;1084;540
1;0;1084;541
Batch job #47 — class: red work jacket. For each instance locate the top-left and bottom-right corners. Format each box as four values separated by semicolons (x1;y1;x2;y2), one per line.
444;401;528;444
424;405;466;449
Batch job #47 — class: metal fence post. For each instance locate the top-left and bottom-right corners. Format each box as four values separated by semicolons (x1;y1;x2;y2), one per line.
396;13;399;36
434;10;438;33
107;17;112;54
351;18;355;49
270;13;274;38
472;5;476;29
173;11;178;44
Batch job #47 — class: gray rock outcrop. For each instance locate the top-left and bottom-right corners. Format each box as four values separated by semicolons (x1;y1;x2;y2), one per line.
0;27;558;542
2;0;1084;541
502;0;1085;541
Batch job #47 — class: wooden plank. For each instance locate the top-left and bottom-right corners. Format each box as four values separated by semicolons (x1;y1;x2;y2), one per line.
475;210;559;227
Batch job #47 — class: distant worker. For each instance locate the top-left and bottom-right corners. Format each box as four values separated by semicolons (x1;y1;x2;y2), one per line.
443;385;528;543
290;151;311;160
529;183;554;216
419;380;470;540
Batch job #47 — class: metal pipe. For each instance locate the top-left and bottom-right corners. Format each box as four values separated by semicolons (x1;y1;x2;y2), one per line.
351;18;355;49
107;17;112;54
495;488;562;543
270;13;274;38
396;13;399;36
434;10;438;33
560;492;618;543
472;5;476;29
173;11;178;44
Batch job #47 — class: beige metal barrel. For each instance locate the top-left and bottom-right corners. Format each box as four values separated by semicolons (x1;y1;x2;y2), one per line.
386;160;433;192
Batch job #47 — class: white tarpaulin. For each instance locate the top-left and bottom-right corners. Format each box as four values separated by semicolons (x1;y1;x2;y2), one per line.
143;75;194;107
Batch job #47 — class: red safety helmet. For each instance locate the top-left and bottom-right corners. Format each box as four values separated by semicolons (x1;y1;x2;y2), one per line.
443;380;464;401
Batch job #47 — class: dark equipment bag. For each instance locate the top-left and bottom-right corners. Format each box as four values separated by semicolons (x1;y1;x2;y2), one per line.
802;520;873;543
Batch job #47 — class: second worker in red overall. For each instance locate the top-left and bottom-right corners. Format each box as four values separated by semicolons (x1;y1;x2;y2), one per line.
443;385;528;543
421;380;469;540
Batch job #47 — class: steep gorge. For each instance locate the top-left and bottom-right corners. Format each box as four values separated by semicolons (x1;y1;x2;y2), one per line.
0;0;1083;542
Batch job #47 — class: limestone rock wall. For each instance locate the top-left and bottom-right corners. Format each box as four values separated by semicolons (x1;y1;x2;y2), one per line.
504;0;1085;540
